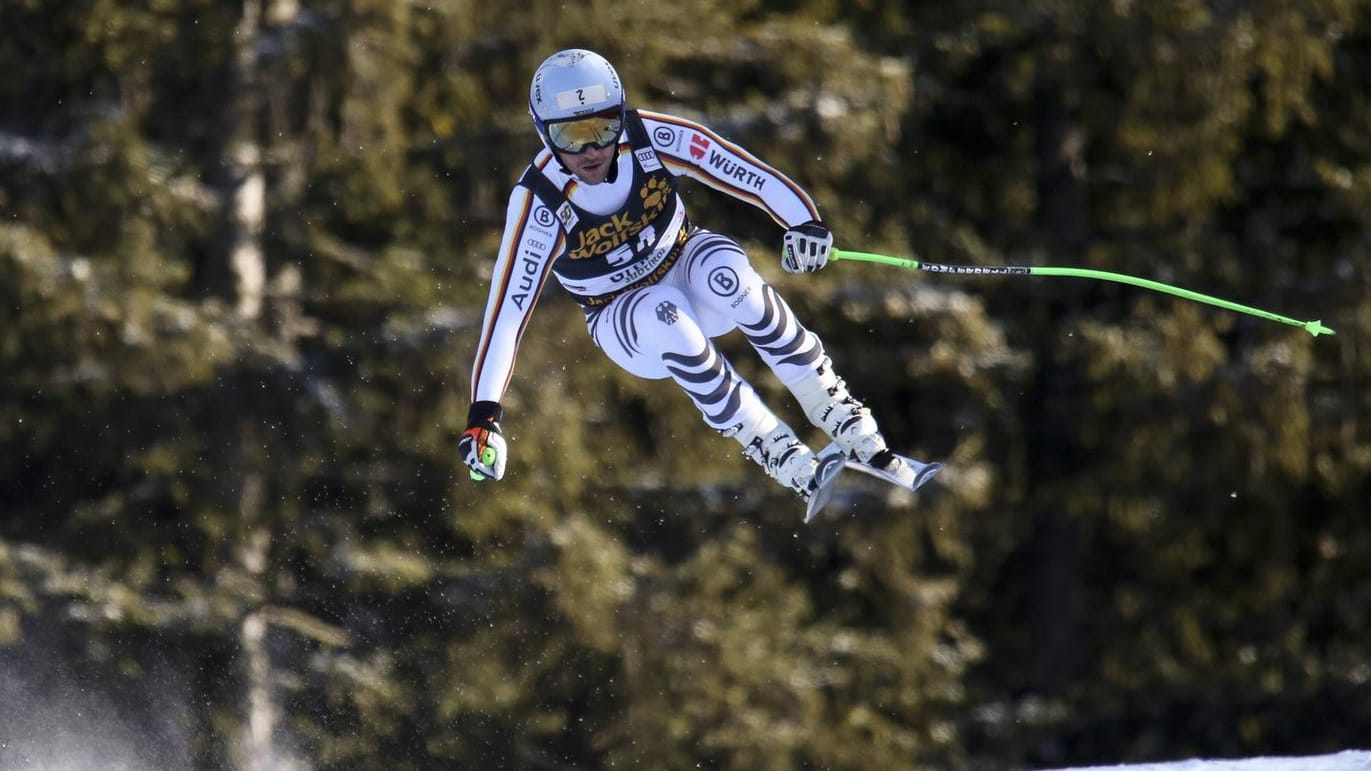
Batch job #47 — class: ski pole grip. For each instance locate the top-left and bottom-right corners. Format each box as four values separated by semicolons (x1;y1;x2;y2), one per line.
831;248;922;270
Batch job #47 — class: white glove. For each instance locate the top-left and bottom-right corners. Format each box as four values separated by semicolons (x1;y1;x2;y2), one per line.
781;220;833;274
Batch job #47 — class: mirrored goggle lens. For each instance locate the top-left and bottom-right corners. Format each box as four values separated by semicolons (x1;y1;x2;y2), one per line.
547;113;623;153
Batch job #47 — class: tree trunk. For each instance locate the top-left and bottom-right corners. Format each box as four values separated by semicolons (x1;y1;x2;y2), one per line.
1024;59;1089;693
226;0;267;320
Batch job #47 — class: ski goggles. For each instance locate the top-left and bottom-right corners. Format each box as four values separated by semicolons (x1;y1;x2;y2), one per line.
544;108;624;154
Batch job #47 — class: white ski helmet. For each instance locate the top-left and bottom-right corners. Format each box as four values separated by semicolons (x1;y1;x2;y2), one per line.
529;49;626;153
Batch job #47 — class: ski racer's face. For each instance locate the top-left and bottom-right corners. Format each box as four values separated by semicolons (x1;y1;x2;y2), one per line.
558;142;617;184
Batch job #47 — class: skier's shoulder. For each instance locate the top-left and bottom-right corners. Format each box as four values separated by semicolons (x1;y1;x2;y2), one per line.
513;152;573;197
634;108;717;163
518;150;560;182
636;107;709;135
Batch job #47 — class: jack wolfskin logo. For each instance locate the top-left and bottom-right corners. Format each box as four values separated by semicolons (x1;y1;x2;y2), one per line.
655;301;679;325
640;176;669;208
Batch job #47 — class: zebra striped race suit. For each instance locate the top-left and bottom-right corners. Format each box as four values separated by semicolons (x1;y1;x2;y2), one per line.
470;108;835;442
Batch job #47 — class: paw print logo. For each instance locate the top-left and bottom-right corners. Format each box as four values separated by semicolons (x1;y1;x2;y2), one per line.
640;176;670;210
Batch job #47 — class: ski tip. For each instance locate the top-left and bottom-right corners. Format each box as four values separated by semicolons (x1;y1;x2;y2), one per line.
803;447;847;523
912;461;944;491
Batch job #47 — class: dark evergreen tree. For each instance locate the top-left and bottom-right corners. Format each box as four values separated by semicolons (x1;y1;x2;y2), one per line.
1;1;1368;768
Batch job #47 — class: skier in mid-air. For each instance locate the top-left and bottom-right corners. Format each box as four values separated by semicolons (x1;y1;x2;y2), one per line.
459;48;937;518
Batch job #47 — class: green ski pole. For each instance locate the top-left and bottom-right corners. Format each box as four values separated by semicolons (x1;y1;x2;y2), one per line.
830;248;1335;338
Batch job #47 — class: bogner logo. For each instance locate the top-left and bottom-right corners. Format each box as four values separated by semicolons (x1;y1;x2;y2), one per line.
653;126;677;149
568;178;671;260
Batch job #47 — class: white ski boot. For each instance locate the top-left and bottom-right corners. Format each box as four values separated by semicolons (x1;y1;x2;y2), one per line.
741;420;818;496
736;418;849;520
790;356;889;464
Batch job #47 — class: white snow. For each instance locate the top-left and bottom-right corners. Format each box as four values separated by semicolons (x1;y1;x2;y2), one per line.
1042;750;1371;771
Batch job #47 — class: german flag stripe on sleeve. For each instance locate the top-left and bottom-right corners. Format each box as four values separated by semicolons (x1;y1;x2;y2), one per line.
644;110;820;227
470;187;562;402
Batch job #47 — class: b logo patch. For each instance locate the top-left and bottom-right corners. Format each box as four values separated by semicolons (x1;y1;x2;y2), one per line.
708;266;740;297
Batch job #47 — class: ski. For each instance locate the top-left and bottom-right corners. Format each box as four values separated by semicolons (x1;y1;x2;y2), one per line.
844;448;943;493
804;442;944;523
803;444;848;523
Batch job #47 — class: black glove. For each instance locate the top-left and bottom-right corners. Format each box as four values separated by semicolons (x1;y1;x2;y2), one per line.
458;401;506;481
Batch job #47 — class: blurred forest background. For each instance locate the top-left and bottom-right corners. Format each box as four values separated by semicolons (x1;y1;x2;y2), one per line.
2;1;1369;769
